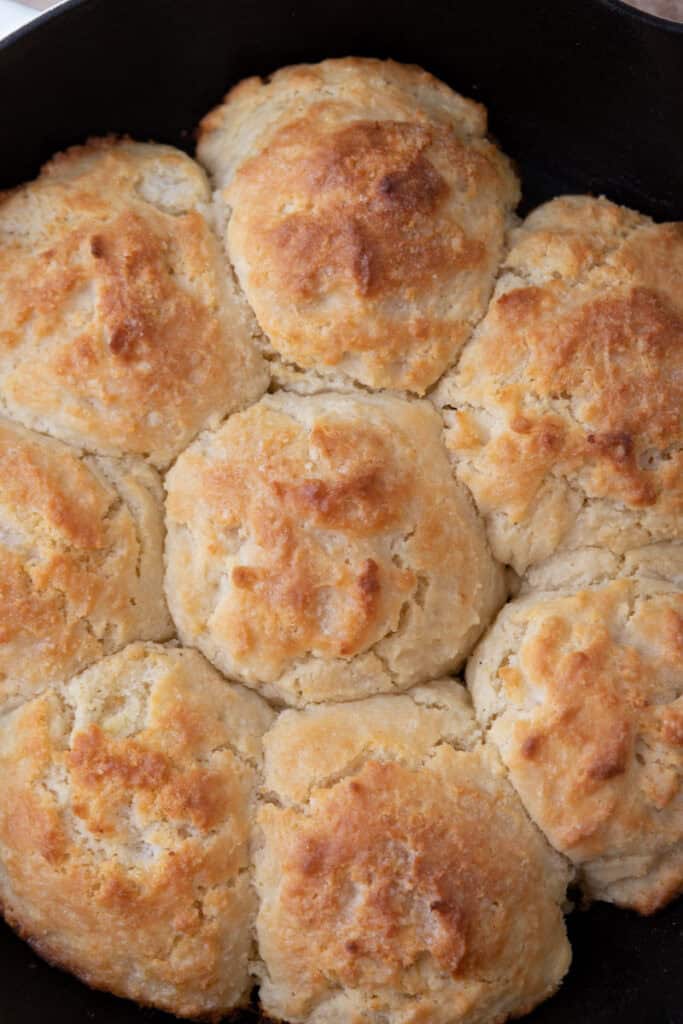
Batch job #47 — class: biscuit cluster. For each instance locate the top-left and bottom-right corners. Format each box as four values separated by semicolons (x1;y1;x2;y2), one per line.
0;58;680;1024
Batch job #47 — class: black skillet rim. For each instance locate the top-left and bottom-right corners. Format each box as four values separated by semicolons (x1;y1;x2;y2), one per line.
599;0;683;30
0;0;81;51
2;0;683;58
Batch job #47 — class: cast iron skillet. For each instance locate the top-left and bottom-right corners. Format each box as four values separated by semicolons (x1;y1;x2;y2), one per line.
1;0;682;1021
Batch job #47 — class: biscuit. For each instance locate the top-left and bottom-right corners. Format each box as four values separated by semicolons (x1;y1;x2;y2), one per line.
0;138;267;466
197;58;519;393
435;195;683;573
0;643;274;1018
165;392;505;704
0;417;172;711
467;544;683;913
255;681;571;1024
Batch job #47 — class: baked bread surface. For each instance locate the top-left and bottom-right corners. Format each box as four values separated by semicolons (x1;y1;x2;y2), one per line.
0;138;267;466
198;57;519;393
165;391;505;704
0;643;274;1018
0;55;681;1024
468;545;683;913
435;196;683;572
255;682;571;1024
0;416;172;712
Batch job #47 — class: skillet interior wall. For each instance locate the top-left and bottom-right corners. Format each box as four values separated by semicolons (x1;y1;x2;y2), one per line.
0;0;683;1022
0;0;682;218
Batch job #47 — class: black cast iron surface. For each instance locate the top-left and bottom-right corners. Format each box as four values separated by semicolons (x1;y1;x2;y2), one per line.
0;0;682;1020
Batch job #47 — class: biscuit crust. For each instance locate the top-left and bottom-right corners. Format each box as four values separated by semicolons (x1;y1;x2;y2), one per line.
0;643;274;1017
435;196;683;572
165;392;504;704
0;139;267;466
0;417;171;711
468;546;683;913
0;54;680;1024
255;683;571;1024
198;58;519;393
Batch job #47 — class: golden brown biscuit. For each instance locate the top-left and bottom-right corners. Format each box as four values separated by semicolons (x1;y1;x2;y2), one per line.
0;643;274;1018
255;682;571;1024
0;138;267;466
165;392;505;704
0;417;172;711
467;544;683;913
435;195;683;573
198;58;519;393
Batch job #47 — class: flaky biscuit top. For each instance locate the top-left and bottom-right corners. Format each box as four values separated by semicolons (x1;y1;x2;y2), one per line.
199;57;519;393
0;417;171;710
165;392;504;704
437;196;683;572
0;643;274;1018
468;548;683;913
255;684;571;1024
0;139;267;466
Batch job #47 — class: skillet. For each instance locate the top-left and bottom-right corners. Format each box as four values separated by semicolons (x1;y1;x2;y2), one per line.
1;0;682;1020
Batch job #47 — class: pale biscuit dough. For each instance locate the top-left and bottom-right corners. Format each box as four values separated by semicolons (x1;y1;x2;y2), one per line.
164;391;505;704
255;681;571;1024
0;416;172;711
435;196;683;573
468;545;683;913
0;643;274;1017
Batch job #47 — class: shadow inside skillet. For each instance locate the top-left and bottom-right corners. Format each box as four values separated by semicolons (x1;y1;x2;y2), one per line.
2;896;682;1022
